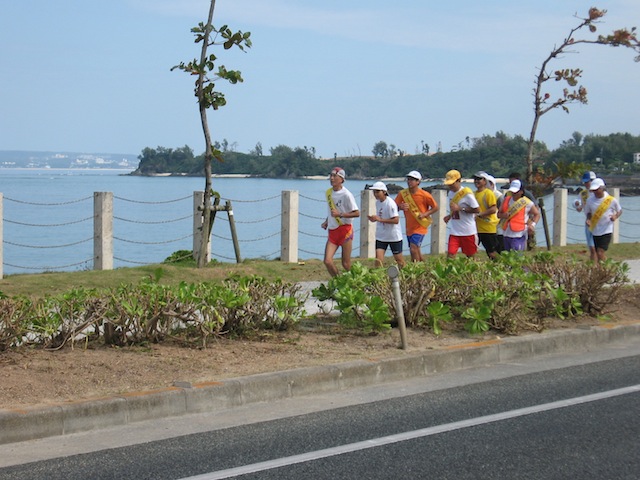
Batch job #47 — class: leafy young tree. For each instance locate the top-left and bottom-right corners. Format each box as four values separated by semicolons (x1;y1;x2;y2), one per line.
532;159;587;197
525;7;640;185
172;0;251;267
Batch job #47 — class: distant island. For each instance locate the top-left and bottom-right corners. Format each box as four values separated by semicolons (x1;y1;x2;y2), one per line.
0;150;138;170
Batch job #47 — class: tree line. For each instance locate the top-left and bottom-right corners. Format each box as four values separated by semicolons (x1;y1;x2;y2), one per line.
132;131;640;180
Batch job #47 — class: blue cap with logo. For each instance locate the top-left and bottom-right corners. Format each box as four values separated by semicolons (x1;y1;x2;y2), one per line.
581;171;596;184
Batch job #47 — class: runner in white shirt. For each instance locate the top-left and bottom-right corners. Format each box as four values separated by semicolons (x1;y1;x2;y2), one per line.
585;178;622;263
321;167;360;276
367;181;405;268
443;169;480;258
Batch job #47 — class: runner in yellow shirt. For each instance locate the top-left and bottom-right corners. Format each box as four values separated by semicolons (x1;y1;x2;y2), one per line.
473;171;499;260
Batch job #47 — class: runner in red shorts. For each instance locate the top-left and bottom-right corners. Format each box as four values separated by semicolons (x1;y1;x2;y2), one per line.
321;167;360;276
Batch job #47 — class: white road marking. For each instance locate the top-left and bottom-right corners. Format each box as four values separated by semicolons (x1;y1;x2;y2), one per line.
183;384;640;480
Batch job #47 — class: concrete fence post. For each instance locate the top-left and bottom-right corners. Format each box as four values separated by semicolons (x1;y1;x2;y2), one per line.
360;189;376;259
193;191;211;263
93;192;113;270
431;189;448;255
611;187;620;244
281;190;299;263
553;188;568;247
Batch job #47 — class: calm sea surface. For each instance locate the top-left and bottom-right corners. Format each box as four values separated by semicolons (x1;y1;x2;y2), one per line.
1;168;639;275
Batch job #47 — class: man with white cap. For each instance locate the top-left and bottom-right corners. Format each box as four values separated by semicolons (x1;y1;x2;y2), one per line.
368;181;405;268
486;174;503;203
497;179;540;252
321;167;360;276
472;171;500;260
575;171;598;261
443;169;480;258
585;178;622;263
504;172;538;250
487;173;504;252
395;170;439;262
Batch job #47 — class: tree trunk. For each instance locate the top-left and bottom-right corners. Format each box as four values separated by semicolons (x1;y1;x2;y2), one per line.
195;0;217;268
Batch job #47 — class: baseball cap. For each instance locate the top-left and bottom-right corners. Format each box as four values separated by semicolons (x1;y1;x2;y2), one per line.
485;174;497;187
330;167;345;179
589;178;605;191
444;169;461;185
582;171;596;184
370;181;387;192
473;171;491;182
406;170;422;181
508;179;523;193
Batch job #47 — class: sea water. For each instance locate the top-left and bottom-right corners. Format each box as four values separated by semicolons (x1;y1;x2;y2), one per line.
1;168;638;275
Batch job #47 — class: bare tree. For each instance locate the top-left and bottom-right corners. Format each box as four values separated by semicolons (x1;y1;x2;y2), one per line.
526;7;640;185
172;0;251;267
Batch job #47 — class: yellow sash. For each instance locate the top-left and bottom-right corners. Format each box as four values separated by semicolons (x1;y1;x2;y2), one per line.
589;195;614;232
400;188;432;228
451;186;473;205
326;188;342;225
498;197;530;229
579;189;589;204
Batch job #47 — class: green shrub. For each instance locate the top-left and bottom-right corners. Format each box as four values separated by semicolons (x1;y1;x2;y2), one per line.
0;270;305;351
313;263;392;333
315;253;628;337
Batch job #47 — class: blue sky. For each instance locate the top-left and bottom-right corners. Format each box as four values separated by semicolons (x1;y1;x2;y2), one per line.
1;0;639;159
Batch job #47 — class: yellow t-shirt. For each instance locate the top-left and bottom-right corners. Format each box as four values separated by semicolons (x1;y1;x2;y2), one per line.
474;189;498;234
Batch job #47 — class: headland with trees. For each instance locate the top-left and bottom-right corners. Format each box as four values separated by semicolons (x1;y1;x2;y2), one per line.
131;130;640;188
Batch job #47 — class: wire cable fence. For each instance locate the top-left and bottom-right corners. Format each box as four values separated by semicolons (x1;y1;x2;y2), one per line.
3;195;95;271
2;188;640;275
111;193;194;266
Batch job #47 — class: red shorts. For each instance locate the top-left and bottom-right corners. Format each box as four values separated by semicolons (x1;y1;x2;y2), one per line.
448;234;478;257
328;224;354;247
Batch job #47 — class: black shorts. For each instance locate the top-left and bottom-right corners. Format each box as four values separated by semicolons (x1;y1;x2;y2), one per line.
477;233;500;254
593;233;612;251
376;239;403;255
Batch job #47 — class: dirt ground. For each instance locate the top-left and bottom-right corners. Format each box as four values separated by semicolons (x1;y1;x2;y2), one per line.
1;292;639;410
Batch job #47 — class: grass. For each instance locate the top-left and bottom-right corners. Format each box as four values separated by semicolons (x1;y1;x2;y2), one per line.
1;242;639;299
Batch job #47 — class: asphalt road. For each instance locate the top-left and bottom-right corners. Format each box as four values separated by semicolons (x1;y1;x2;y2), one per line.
1;338;639;480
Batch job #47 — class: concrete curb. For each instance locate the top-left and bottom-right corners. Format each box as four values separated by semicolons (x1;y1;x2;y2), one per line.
1;322;639;445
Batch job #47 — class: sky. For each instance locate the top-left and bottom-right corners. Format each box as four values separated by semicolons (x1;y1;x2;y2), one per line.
1;0;639;159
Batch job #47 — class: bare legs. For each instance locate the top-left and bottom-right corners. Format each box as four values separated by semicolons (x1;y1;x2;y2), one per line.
324;239;353;277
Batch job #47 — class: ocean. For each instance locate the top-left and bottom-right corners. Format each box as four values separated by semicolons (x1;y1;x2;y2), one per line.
1;168;638;275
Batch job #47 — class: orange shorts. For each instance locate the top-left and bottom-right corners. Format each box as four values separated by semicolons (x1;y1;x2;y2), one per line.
328;224;354;247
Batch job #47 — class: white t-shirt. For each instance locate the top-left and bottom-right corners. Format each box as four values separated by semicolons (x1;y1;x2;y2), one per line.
326;186;359;230
375;196;403;242
585;192;622;236
447;188;479;236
